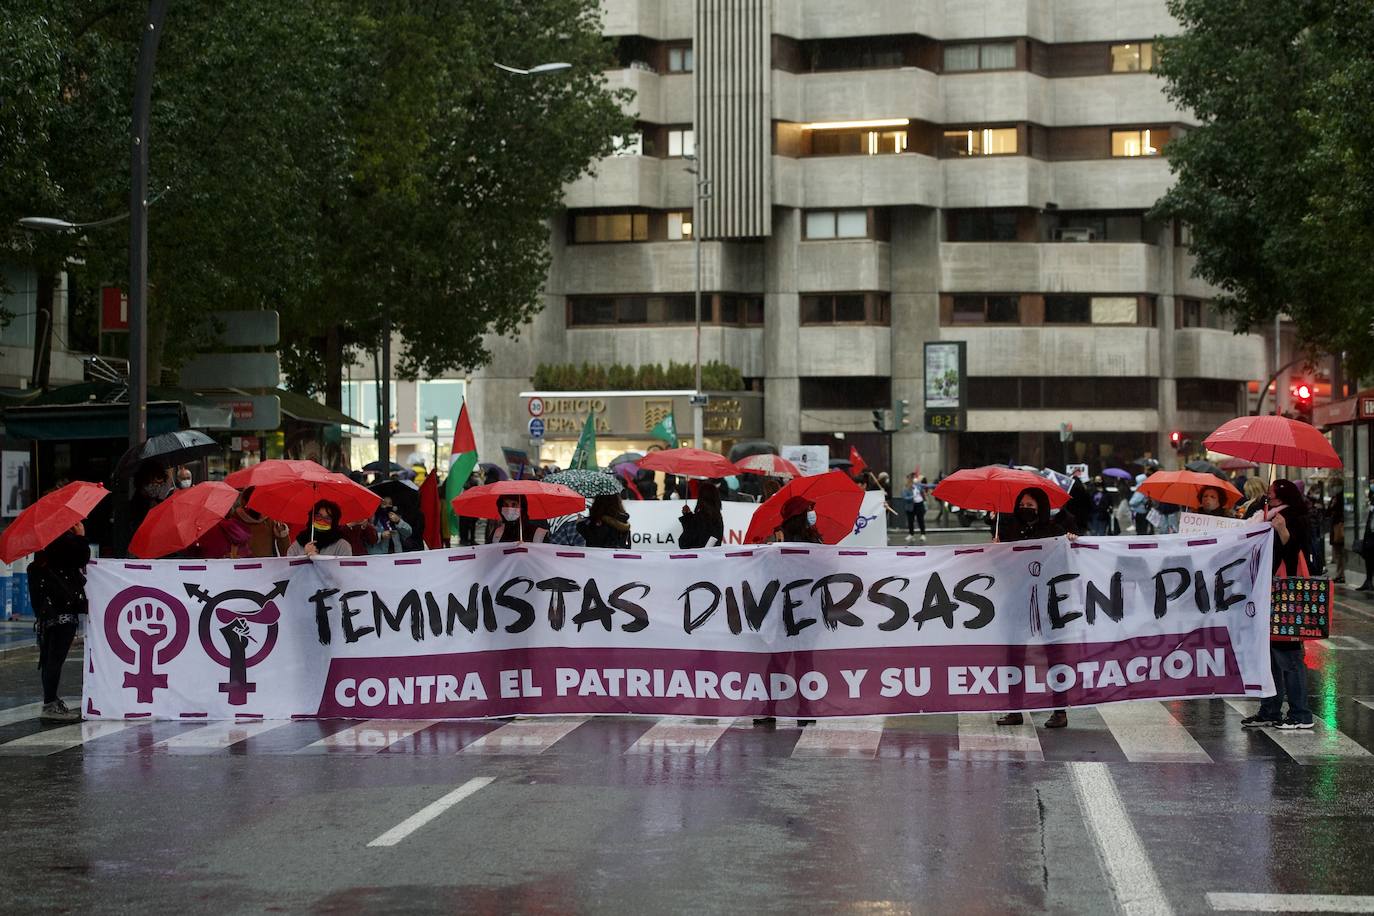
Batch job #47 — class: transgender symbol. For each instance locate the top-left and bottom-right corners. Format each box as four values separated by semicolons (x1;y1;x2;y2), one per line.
189;581;287;706
104;586;192;704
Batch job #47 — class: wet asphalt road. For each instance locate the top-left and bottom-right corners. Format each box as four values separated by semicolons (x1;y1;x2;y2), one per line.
3;580;1374;913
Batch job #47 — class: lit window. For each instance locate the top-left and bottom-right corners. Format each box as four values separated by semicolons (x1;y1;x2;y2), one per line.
1110;41;1154;73
1111;129;1160;157
572;212;649;243
667;211;693;240
667;129;695;157
667;46;694;73
942;127;1018;156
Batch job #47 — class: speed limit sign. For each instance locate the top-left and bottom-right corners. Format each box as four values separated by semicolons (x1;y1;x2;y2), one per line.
528;397;544;417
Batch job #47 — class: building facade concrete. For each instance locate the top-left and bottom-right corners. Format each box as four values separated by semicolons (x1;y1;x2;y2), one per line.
421;0;1268;477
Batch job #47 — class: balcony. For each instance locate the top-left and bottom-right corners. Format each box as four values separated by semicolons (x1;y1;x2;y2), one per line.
797;239;890;291
1053;75;1186;127
605;68;660;123
797;326;892;377
559;241;763;296
940;242;1160;293
773;68;940;124
598;0;682;39
779;153;941;209
942;156;1052;209
1172;329;1266;381
562;156;694;210
942;71;1050;125
941;0;1051;41
1048;157;1172;210
940;325;1160;377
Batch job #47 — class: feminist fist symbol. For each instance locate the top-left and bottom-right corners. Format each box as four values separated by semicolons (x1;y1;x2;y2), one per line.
103;586;191;705
124;603;171;703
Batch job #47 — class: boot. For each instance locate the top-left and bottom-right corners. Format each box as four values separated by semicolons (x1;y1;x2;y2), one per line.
995;712;1024;726
1044;710;1069;729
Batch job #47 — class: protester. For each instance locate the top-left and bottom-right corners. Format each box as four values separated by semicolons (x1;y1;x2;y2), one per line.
1129;473;1153;534
367;496;412;555
1359;490;1374;591
1241;479;1315;730
678;481;724;549
902;473;928;543
486;495;548;544
1239;477;1267;519
1196;486;1231;518
1089;478;1112;536
232;487;291;557
995;487;1077;729
775;495;824;544
174;466;193;489
130;461;173;537
193;495;254;559
29;520;90;722
578;494;632;549
1064;478;1092;534
1327;485;1345;583
286;500;354;557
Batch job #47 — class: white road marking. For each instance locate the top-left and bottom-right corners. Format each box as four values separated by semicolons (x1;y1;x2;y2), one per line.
790;717;886;758
1097;702;1212;764
460;717;586;754
624;717;733;755
955;713;1044;760
152;719;289;750
1208;892;1374;912
366;777;495;848
300;719;438;752
1333;599;1374;623
1326;635;1373;651
0;720;135;755
0;702;44;727
1225;699;1373;763
1070;761;1174;916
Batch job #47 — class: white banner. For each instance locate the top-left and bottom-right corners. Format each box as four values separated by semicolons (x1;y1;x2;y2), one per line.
1178;512;1254;536
84;528;1275;721
623;492;888;549
780;446;829;476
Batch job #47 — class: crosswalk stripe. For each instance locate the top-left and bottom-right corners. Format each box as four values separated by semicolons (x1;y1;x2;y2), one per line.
152;719;290;750
790;717;886;758
460;717;586;754
956;713;1044;761
1224;699;1374;763
0;720;134;755
300;720;439;753
1097;701;1213;764
1208;892;1374;912
0;703;45;727
624;717;734;755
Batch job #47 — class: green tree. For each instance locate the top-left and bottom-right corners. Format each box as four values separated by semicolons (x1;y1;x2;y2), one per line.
1154;0;1374;377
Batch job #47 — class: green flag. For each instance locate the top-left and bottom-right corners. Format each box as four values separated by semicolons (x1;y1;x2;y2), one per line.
650;411;678;448
443;400;478;540
570;412;598;470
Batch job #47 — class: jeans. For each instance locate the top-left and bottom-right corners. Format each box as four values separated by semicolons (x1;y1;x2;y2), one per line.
1134;513;1153;535
39;620;77;704
1258;644;1312;724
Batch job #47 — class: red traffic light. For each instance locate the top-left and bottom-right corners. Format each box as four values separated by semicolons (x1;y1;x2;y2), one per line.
1295;383;1312;400
1170;431;1181;446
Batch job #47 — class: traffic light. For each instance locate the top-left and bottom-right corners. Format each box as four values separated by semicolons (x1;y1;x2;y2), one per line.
894;399;911;429
871;409;886;432
1292;381;1314;420
1169;431;1181;449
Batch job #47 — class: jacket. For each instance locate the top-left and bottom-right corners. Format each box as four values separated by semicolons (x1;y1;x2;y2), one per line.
29;532;90;619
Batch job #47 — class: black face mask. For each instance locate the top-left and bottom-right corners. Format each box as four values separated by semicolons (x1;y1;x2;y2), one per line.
1016;507;1039;525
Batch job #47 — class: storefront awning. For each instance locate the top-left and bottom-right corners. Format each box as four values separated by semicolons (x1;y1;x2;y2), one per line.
246;387;366;427
1314;390;1374;428
3;401;185;440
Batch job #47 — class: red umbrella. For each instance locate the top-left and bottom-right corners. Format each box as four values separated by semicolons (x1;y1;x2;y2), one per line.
736;454;802;478
129;482;240;559
451;480;586;520
932;466;1070;513
246;468;380;527
744;470;863;545
638;447;740;479
1136;470;1243;509
1203;415;1341;469
224;459;325;490
0;481;109;565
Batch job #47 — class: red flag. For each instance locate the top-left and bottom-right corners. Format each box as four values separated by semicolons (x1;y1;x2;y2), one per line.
849;445;867;477
418;471;444;548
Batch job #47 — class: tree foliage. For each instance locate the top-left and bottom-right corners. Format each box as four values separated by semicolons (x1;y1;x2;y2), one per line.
0;0;630;388
532;361;746;391
1154;0;1374;377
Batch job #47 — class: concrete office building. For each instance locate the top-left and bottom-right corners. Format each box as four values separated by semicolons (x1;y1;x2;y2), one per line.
453;0;1267;477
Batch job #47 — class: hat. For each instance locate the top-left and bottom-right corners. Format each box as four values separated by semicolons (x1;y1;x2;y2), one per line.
781;495;814;520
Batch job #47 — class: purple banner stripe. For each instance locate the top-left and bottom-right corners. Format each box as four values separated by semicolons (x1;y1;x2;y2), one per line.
234;562;263;570
1187;538;1218;547
339;560;367;567
504;547;528;555
1070;542;1100;550
178;565;207;571
669;554;699;559
1246;528;1270;539
448;554;476;562
393;558;421;566
235;714;264;720
954;548;984;555
726;551;755;558
124;563;152;570
779;548;810;555
1128;543;1158;550
894;551;926;557
556;552;585;558
612;554;642;560
1244;684;1262;691
124;712;151;719
1011;545;1042;552
838;551;867;556
288;558;311;566
179;712;208;719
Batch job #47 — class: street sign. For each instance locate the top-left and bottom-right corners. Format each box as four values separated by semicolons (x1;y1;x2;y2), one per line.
207;394;282;430
100;287;129;332
528;417;546;439
528;397;544;417
179;353;280;389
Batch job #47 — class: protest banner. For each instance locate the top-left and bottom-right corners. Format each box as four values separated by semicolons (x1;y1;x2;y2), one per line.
84;527;1275;722
622;492;887;549
1178;512;1253;536
781;446;829;477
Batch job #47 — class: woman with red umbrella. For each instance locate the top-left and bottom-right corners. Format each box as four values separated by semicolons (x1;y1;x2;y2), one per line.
30;521;91;722
774;496;823;543
486;495;549;544
995;487;1077;731
286;501;354;557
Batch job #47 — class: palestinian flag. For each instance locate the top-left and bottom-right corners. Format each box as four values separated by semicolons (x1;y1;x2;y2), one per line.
443;400;478;537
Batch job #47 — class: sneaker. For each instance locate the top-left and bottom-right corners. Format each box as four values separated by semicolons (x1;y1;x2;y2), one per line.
1241;714;1280;728
904;534;914;544
919;534;927;543
39;701;79;724
1274;719;1316;730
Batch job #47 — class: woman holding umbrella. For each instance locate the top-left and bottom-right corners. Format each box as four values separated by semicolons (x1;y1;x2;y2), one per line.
286;501;354;557
775;496;824;544
487;496;549;544
30;521;91;722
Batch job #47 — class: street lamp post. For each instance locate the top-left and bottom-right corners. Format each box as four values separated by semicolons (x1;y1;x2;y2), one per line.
687;161;711;449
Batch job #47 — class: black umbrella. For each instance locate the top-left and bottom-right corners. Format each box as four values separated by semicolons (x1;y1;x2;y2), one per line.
607;452;643;468
369;479;423;546
1185;459;1228;481
828;457;853;469
362;460;407;474
115;430;219;478
728;440;777;463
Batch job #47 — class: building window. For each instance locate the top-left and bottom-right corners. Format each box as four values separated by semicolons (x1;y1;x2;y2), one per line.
942;127;1018;157
1045;295;1145;325
667;43;694;73
342;381;398;432
1111;129;1160;157
1049;212;1146;243
1176;378;1241;413
417;380;466;432
1178;298;1230;330
803;36;909;72
719;295;765;326
667;210;693;240
800;376;891;410
1110;41;1155;73
968;377;1158;410
804;209;869;239
800;292;890;325
569;295;697;326
951;294;1019;324
571;212;649;243
947;209;1020;241
667;128;695;158
943;42;1016;72
805;124;909;157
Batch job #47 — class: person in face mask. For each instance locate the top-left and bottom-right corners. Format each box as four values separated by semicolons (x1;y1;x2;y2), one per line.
128;462;174;549
230;486;292;557
175;466;193;489
775;495;824;544
578;494;632;549
995;486;1076;730
286;500;353;557
367;497;412;555
486;495;548;544
678;481;725;549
